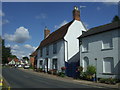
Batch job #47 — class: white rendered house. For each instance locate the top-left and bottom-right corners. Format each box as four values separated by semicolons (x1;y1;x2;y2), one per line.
36;6;87;77
78;21;120;80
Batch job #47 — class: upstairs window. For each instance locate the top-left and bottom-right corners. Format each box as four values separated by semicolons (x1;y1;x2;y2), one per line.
53;43;57;54
46;46;49;55
102;34;113;49
82;42;88;52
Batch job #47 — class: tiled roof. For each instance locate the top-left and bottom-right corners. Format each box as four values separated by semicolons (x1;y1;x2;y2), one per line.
31;51;37;56
79;21;120;38
37;20;74;49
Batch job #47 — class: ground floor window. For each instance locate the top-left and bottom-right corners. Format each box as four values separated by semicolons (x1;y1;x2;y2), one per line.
103;57;114;73
52;59;57;70
83;57;89;72
39;60;43;68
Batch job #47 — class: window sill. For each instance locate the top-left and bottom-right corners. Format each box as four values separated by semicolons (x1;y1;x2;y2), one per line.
82;51;89;53
101;47;113;51
102;73;114;75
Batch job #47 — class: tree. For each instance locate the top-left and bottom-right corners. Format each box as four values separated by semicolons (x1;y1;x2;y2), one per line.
2;39;12;64
112;15;120;22
23;56;29;61
9;55;17;59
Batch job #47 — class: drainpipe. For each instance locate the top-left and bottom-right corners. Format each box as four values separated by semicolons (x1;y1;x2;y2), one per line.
79;38;82;66
64;39;68;75
64;39;68;62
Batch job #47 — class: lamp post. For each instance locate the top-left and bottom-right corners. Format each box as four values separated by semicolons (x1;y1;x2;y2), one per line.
95;58;97;82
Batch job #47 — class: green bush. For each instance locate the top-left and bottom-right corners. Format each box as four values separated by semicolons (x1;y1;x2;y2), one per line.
86;65;96;76
57;72;65;77
99;78;117;84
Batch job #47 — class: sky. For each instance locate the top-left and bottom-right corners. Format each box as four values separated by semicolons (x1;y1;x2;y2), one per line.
1;2;119;59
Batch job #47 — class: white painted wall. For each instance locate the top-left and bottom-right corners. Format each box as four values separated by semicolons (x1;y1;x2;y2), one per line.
80;29;119;79
64;20;86;62
37;40;65;71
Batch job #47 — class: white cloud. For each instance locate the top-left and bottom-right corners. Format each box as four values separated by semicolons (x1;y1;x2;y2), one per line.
2;19;9;25
4;26;30;43
6;44;10;47
102;2;118;5
54;20;68;29
11;44;20;50
35;13;47;19
24;44;36;51
83;22;89;29
9;44;37;59
97;6;101;11
0;10;5;17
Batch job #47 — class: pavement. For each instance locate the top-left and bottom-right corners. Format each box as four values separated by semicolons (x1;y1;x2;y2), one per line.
19;68;120;89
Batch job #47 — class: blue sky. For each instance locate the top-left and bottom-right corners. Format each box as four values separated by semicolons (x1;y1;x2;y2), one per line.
2;2;118;59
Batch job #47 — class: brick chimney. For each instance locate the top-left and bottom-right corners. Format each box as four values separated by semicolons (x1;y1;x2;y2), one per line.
44;26;50;39
73;6;80;21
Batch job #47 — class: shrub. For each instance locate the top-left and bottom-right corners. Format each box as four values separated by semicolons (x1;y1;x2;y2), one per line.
57;72;65;77
78;66;83;72
80;72;87;80
86;65;96;76
39;68;43;72
99;78;117;84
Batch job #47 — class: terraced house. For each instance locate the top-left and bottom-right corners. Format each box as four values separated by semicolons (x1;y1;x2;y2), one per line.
36;6;87;77
78;21;120;80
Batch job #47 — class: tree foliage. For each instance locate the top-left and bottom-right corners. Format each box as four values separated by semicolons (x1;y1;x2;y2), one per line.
2;40;11;64
23;56;29;60
112;15;120;22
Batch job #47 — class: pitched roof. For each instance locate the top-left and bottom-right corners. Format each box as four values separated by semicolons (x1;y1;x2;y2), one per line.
79;21;120;38
31;51;37;56
37;20;74;49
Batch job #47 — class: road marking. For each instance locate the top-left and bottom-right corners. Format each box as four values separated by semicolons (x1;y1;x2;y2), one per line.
8;86;11;90
0;79;3;86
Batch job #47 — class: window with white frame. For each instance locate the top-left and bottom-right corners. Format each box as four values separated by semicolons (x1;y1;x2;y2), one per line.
102;34;113;49
39;60;43;68
83;57;89;72
52;59;57;69
103;57;114;73
82;41;88;52
53;43;57;54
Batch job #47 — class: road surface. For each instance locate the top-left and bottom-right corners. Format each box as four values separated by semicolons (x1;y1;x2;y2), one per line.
3;67;97;88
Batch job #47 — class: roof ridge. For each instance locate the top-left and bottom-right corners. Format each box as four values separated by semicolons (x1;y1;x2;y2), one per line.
36;20;74;50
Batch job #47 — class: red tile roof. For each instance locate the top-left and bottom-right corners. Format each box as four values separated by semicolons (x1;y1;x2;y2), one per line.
37;20;74;49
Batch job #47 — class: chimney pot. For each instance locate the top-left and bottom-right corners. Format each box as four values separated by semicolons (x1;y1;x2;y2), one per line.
73;6;80;21
44;27;50;39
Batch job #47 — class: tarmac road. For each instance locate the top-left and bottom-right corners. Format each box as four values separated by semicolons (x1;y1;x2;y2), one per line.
2;67;100;88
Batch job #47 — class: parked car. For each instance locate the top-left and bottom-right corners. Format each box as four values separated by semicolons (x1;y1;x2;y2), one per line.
14;64;18;68
23;64;30;69
18;64;22;68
